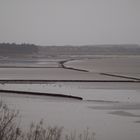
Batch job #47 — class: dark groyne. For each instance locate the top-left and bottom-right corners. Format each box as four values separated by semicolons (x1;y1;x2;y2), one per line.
0;79;140;84
59;60;88;72
0;89;83;100
100;73;140;81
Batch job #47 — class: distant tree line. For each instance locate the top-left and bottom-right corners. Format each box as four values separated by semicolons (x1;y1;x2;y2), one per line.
0;43;140;57
0;43;38;57
39;44;140;55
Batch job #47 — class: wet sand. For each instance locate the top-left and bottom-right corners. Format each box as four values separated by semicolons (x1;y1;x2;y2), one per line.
0;55;140;140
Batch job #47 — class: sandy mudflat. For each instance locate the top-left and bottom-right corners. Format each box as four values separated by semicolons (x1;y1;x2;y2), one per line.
0;67;135;82
0;55;140;140
0;55;140;81
64;56;140;73
1;91;140;140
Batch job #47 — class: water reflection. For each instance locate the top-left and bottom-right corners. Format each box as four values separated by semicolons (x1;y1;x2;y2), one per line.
108;110;140;117
88;103;140;110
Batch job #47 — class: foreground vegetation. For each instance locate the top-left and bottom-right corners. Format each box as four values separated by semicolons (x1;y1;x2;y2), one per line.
0;101;95;140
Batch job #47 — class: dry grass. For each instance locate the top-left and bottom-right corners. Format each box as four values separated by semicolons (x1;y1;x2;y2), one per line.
0;101;95;140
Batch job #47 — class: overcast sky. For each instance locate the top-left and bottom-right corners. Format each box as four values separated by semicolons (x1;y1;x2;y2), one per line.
0;0;140;45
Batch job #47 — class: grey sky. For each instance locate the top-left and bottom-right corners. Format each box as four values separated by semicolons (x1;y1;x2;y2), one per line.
0;0;140;45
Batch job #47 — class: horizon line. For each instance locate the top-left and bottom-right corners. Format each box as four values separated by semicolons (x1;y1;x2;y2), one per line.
0;42;140;47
